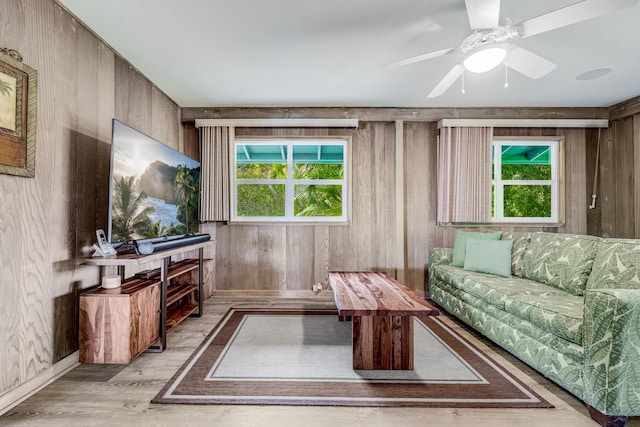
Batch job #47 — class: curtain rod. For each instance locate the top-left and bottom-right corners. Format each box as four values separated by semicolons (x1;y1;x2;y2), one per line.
195;118;359;128
437;119;608;128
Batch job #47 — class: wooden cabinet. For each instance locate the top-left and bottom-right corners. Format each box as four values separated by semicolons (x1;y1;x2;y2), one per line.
79;278;160;364
80;241;214;363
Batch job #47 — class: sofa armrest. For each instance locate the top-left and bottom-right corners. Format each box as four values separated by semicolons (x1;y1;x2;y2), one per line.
428;248;452;268
583;289;640;415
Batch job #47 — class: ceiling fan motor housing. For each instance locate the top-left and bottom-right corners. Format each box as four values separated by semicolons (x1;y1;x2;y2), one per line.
460;26;518;53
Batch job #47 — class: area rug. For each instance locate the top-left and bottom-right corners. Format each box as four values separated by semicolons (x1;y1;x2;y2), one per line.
152;309;552;408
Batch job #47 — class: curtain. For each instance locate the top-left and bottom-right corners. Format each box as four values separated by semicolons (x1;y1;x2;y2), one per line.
200;126;233;222
437;127;493;223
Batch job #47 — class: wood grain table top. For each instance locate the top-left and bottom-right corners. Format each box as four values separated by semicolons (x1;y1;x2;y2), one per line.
328;271;439;316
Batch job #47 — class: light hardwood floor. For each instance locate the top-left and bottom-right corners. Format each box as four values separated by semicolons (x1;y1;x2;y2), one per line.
1;296;637;427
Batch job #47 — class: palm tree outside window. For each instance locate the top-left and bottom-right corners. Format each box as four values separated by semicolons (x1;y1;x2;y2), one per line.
232;139;349;223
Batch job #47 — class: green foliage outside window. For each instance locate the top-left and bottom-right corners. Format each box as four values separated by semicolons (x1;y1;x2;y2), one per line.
501;164;551;180
503;185;552;217
294;184;342;216
498;164;552;218
235;161;344;218
236;163;287;179
293;163;343;180
293;163;343;217
237;184;286;216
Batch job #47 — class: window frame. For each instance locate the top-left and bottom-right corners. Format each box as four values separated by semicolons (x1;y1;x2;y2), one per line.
231;137;350;224
491;137;564;224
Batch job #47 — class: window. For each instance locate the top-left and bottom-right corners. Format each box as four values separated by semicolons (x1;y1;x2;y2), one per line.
232;139;348;223
492;139;561;223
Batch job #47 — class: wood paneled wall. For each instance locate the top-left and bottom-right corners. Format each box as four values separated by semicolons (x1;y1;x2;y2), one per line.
590;112;640;238
214;124;400;292
0;0;183;410
194;120;592;295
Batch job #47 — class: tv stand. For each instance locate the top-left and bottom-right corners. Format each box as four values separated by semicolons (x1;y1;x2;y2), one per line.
80;240;213;362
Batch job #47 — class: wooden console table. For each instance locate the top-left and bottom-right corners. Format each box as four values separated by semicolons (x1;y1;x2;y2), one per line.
81;240;214;361
328;271;439;370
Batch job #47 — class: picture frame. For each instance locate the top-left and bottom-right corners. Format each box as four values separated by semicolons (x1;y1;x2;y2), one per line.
0;48;37;178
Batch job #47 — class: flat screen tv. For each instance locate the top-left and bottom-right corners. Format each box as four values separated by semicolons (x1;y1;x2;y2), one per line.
107;119;200;245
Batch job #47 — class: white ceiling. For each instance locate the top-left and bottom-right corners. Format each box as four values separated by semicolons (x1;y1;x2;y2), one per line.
58;0;640;108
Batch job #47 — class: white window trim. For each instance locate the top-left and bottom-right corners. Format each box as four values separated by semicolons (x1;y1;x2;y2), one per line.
231;138;349;223
491;138;562;224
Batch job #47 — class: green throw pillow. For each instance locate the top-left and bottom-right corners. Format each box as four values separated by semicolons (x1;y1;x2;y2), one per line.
451;230;503;267
464;238;513;277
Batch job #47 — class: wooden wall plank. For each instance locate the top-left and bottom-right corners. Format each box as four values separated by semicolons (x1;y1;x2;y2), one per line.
114;56;153;135
151;86;182;151
286;226;315;290
562;129;588;234
599;126;617;237
634;115;640;238
183;121;200;161
614;119;635;238
585;129;601;237
394;121;405;283
313;226;330;287
404;122;428;292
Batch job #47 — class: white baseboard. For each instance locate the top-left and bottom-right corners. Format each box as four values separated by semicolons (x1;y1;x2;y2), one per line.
0;351;79;415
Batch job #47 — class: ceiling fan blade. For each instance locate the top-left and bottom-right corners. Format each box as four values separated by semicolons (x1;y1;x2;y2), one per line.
382;48;454;69
465;0;501;30
427;64;465;98
517;0;639;38
506;46;556;79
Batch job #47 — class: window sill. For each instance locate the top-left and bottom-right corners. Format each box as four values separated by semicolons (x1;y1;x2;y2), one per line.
229;220;351;227
437;222;565;228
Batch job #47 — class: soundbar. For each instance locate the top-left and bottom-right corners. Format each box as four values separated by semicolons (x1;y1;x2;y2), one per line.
133;233;210;254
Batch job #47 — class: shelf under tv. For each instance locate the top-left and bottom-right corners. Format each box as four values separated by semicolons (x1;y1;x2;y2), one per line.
82;240;214;356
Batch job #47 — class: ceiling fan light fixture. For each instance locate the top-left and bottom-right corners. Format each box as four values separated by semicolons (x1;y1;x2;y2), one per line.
463;47;507;73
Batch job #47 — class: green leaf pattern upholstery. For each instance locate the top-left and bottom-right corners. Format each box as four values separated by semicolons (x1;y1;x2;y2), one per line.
521;232;599;296
586;238;640;290
428;233;640;418
430;280;585;399
501;231;531;277
584;289;640;415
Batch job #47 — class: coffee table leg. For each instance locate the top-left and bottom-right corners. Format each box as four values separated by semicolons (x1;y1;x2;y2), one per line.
351;315;413;370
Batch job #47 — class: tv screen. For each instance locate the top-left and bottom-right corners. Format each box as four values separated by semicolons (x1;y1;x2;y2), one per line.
108;119;200;244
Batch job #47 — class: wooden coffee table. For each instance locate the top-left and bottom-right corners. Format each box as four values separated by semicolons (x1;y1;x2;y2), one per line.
328;271;439;370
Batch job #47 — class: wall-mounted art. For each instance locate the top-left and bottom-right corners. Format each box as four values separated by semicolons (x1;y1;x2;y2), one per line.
0;48;37;177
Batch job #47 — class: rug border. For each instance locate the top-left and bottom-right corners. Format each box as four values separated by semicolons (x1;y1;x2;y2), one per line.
152;308;553;409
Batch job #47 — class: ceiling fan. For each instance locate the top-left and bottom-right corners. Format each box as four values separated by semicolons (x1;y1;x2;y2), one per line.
383;0;639;98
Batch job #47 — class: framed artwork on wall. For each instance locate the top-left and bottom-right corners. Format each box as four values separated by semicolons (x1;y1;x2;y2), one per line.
0;48;37;178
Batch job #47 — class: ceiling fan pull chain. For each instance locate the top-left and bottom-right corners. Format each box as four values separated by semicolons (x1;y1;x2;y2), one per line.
461;71;466;94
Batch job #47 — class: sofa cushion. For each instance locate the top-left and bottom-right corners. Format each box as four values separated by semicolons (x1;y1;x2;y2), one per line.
521;232;599;296
501;231;531;277
464;238;513;277
504;294;584;345
451;230;503;267
587;238;640;290
432;265;570;311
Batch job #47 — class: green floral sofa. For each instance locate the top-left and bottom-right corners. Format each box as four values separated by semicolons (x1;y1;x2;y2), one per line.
428;231;640;425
